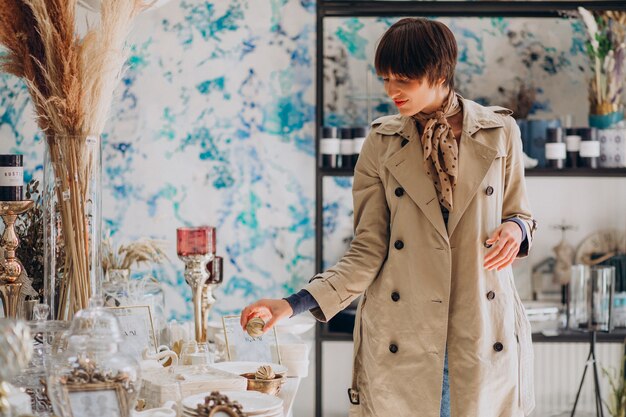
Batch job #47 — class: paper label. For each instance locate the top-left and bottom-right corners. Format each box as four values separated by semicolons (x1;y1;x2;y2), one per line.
0;167;23;186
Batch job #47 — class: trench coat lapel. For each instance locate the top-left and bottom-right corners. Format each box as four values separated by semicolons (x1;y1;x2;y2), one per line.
446;99;503;238
445;132;498;238
382;118;449;243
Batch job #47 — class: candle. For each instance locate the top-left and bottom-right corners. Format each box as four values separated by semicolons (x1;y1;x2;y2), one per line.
176;226;216;257
0;154;23;201
545;128;566;169
579;128;600;169
320;127;340;168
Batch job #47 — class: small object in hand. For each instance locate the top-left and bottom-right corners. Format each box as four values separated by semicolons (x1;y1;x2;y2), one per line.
255;365;275;380
246;317;265;338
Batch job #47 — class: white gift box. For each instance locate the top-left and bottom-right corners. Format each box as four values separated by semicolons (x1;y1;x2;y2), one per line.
140;365;247;408
598;127;626;168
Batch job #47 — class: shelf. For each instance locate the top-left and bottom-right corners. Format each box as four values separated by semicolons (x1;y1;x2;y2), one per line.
525;167;626;177
319;1;626;18
319;167;356;177
319;167;626;178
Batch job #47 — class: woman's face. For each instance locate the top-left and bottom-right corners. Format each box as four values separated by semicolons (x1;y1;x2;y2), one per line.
382;74;448;116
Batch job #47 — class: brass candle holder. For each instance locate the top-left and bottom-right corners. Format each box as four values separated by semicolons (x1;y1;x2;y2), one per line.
0;200;34;318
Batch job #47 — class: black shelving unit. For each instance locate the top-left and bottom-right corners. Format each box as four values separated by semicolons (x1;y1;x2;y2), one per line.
314;2;626;416
320;167;626;178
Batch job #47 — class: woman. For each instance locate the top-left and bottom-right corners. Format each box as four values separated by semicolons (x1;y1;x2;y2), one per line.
241;18;537;417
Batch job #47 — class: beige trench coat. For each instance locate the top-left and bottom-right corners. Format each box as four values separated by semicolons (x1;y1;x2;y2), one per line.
305;98;538;417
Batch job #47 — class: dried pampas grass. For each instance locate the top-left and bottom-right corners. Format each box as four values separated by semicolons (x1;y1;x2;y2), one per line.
0;0;149;319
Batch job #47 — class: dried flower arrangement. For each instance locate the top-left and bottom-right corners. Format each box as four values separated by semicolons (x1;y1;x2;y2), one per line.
102;235;168;275
0;0;149;319
577;7;626;116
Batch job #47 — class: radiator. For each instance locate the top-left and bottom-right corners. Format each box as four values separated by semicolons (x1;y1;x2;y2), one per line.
533;342;624;416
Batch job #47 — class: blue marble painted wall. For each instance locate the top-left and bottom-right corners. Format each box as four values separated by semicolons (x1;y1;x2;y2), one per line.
0;3;600;321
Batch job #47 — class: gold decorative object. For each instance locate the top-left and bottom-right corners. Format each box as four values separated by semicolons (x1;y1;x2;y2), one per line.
241;371;283;396
245;317;265;339
194;391;246;417
0;201;34;318
254;365;275;381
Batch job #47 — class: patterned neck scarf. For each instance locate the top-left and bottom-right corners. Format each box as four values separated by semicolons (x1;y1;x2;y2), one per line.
412;91;462;211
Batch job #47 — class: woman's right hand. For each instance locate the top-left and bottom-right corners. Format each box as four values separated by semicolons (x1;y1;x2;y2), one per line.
240;299;293;333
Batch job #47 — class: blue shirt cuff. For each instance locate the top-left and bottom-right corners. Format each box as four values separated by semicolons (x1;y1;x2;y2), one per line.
503;217;529;255
284;289;319;317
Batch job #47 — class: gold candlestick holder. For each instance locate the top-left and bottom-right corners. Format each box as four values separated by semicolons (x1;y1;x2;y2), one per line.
0;200;34;318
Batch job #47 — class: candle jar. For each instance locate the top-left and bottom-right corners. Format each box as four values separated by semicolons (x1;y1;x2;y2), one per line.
176;226;215;257
545;127;566;169
320;127;340;169
0;155;24;201
579;128;600;169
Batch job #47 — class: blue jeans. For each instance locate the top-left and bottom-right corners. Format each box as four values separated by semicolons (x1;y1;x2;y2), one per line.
440;349;450;417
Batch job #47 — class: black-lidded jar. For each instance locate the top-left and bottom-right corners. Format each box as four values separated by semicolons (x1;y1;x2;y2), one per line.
351;126;368;167
320;127;340;168
0;154;23;201
338;127;354;169
545;127;566;169
564;127;581;168
579;128;600;169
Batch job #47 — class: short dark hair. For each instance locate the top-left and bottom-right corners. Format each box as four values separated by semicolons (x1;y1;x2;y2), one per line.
375;18;458;89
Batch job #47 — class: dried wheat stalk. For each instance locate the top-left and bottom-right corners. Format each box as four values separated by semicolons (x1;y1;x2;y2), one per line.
0;0;149;319
102;236;168;274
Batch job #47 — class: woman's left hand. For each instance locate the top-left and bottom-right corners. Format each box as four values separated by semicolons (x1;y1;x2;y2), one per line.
483;222;523;271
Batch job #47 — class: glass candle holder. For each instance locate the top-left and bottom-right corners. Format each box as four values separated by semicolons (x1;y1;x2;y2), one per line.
568;264;616;332
590;265;616;332
568;265;589;330
176;226;215;257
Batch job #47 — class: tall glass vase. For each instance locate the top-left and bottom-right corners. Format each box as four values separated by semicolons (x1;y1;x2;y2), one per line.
43;134;102;321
